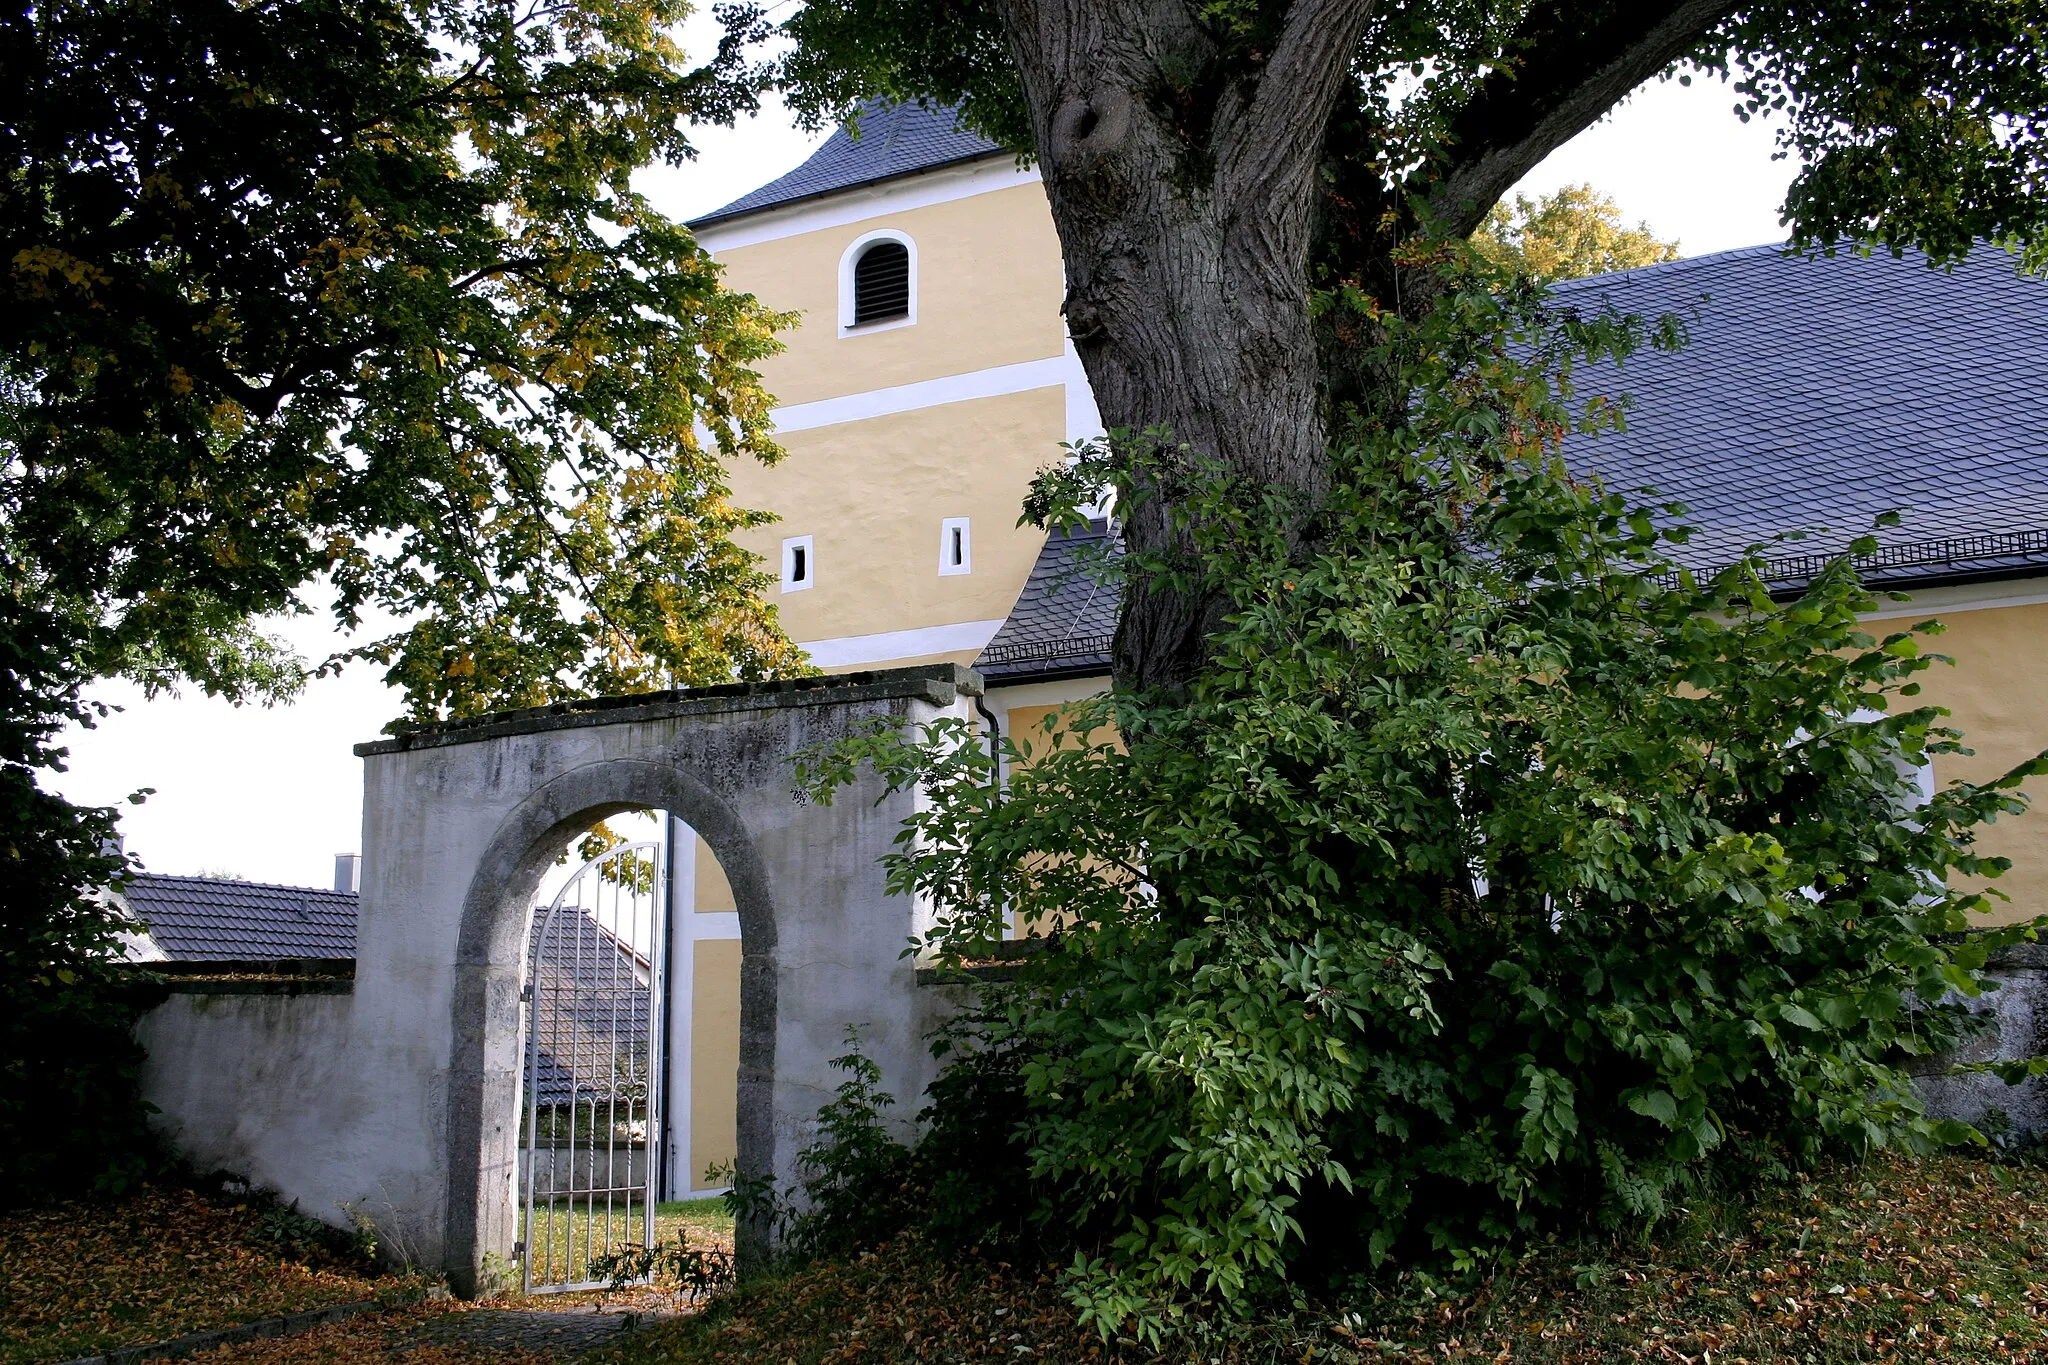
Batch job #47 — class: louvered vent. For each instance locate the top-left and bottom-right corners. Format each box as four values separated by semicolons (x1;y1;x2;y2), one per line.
852;241;911;324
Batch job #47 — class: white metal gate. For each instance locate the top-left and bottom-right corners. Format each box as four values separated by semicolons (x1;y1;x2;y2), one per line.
518;840;666;1292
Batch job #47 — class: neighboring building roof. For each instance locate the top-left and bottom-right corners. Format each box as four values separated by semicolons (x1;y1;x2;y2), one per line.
525;910;651;1108
691;100;1005;228
976;520;1118;684
123;870;650;1106
122;873;356;960
977;243;2048;685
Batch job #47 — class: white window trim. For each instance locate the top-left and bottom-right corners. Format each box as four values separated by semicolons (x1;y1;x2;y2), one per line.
938;517;972;576
780;535;814;592
839;229;917;337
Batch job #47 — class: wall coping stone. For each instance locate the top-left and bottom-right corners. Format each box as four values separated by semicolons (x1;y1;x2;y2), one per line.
119;958;357;995
153;978;354;996
354;664;982;757
140;959;356;978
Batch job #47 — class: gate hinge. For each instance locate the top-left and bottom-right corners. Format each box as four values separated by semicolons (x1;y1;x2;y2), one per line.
519;984;532;1002
512;1241;526;1257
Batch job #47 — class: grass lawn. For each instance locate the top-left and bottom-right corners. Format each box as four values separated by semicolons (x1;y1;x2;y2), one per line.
0;1184;401;1364
520;1197;731;1290
596;1152;2048;1365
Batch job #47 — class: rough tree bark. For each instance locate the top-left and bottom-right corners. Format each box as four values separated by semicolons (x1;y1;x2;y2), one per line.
990;0;1739;694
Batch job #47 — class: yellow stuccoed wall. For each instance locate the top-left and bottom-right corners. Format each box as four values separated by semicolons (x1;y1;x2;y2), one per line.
690;837;740;1189
728;386;1068;643
696;838;736;914
711;182;1067;408
1903;599;2048;926
690;939;742;1188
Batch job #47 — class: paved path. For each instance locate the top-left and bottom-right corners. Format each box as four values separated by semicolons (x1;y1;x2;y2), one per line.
401;1306;663;1357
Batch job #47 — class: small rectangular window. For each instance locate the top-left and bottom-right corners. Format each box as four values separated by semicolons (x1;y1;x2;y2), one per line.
781;535;814;592
938;517;971;576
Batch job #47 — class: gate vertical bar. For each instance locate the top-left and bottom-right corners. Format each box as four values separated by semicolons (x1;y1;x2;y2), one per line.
518;839;665;1292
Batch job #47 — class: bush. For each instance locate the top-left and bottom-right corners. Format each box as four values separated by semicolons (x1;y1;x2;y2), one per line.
798;253;2048;1333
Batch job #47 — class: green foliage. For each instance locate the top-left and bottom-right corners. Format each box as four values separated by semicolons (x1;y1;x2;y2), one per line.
1469;185;1679;284
1709;4;2048;269
777;0;2048;275
590;1229;737;1300
1;0;812;1197
594;1154;2048;1365
3;0;808;719
194;1173;382;1272
784;1030;916;1261
0;589;163;1206
799;254;2048;1331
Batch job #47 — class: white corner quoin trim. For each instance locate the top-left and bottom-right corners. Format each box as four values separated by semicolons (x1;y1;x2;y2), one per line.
838;229;918;337
798;618;1007;669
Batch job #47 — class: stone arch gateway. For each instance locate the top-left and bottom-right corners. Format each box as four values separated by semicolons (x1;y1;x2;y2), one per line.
346;665;976;1295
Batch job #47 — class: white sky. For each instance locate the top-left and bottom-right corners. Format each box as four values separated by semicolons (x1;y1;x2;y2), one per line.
48;70;1800;889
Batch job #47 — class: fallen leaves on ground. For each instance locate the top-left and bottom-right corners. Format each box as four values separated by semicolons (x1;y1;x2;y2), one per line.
182;1300;555;1365
0;1185;388;1364
600;1152;2048;1365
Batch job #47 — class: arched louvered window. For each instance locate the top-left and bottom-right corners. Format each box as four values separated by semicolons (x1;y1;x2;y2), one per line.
851;240;911;325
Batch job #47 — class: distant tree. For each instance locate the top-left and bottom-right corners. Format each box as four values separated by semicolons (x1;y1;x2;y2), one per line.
0;0;804;1200
1471;184;1680;282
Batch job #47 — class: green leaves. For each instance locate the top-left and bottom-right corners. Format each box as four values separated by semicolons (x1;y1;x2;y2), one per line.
2;0;806;724
803;251;2048;1327
0;0;810;1198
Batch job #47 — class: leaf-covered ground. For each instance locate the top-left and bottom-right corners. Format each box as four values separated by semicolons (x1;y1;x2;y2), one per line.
0;1187;737;1365
0;1184;393;1363
599;1152;2048;1365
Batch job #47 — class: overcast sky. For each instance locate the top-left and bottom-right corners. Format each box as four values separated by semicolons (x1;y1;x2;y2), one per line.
50;69;1803;889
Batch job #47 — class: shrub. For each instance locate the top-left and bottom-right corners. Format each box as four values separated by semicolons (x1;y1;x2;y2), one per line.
798;253;2048;1333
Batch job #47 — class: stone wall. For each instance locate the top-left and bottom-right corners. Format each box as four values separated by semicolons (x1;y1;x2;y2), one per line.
1912;943;2048;1140
136;982;449;1257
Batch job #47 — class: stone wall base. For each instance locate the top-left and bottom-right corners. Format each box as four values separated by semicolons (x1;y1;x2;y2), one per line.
1911;943;2048;1140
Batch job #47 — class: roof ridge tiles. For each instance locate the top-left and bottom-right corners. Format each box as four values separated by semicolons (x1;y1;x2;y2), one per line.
127;871;357;899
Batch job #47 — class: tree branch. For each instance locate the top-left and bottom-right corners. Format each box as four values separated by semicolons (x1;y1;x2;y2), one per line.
1212;0;1376;231
1424;0;1739;236
1219;0;1380;219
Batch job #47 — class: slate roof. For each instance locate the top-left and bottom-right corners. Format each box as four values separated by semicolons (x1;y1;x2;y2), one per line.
976;520;1119;683
692;100;1005;228
1548;243;2048;576
977;243;2048;684
123;873;357;960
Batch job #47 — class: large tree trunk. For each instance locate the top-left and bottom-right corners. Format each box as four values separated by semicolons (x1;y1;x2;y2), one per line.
998;0;1373;695
992;0;1739;695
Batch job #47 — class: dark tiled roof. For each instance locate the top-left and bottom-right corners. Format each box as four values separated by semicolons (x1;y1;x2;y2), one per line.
124;873;356;960
691;100;1004;228
976;520;1118;684
526;910;652;1108
1551;243;2048;578
978;243;2048;683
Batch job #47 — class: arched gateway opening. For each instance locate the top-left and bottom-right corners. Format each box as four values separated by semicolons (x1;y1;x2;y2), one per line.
345;665;975;1296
